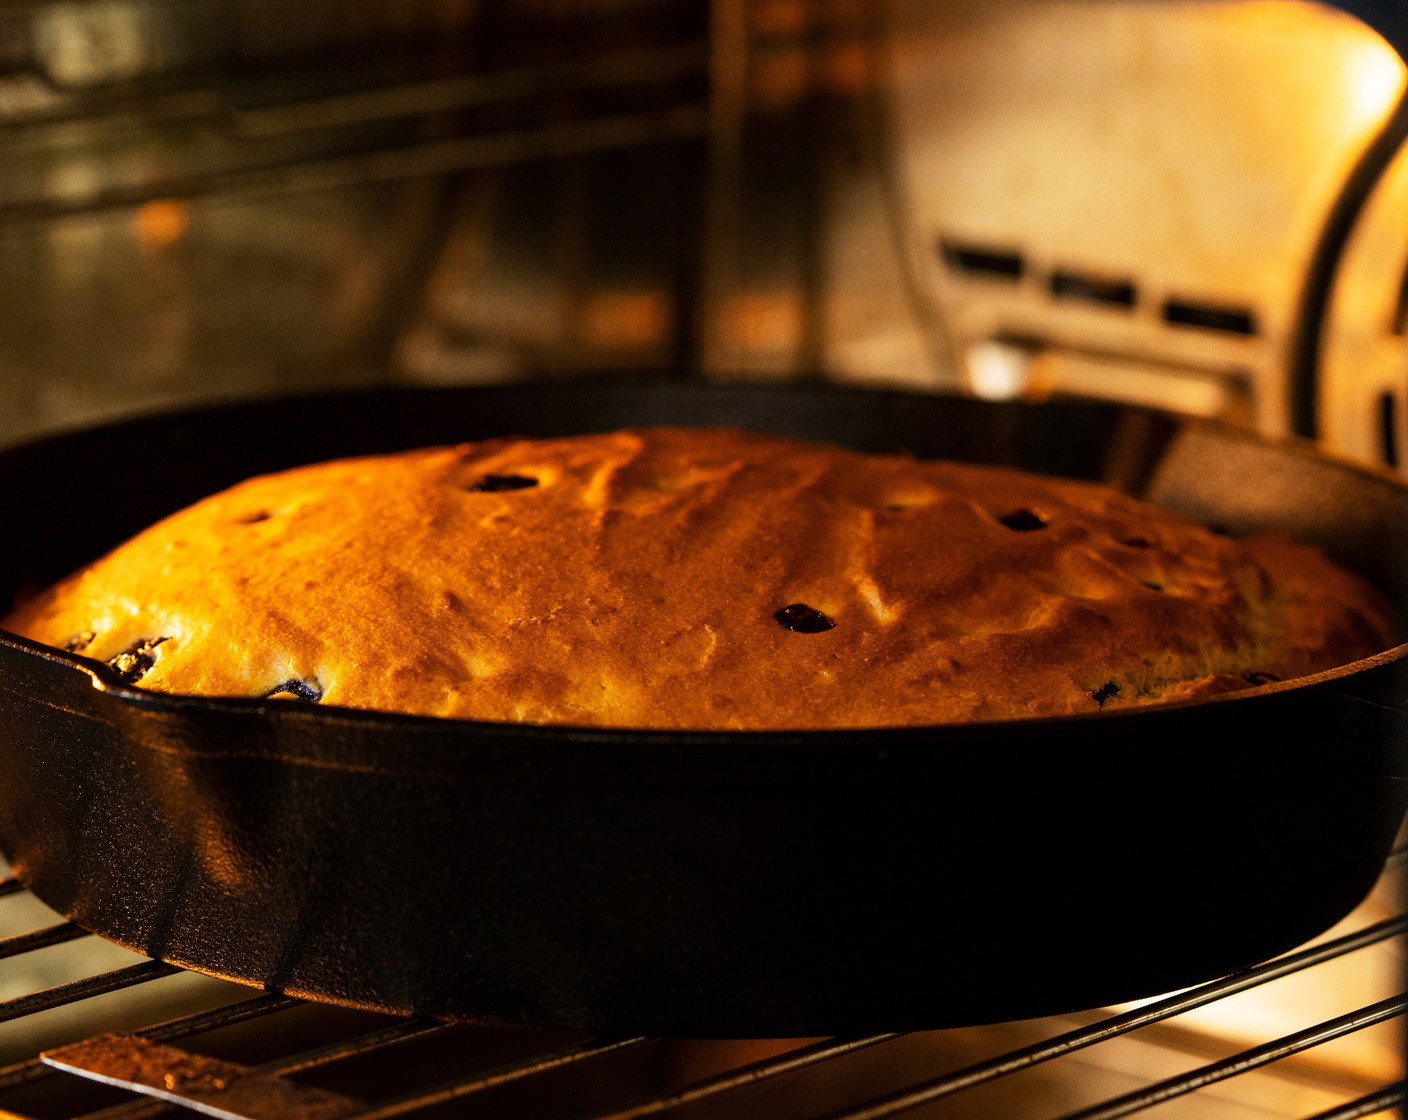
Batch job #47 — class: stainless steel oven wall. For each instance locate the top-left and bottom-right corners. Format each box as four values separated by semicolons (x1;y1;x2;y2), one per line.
883;0;1408;451
0;0;710;446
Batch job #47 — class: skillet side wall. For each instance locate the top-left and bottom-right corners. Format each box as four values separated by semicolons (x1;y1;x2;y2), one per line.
0;383;1403;1035
0;656;1400;1034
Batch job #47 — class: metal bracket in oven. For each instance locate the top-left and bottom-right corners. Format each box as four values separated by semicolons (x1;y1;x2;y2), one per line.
41;1033;365;1120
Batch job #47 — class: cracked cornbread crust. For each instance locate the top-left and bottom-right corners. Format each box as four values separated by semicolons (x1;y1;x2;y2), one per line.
2;427;1395;729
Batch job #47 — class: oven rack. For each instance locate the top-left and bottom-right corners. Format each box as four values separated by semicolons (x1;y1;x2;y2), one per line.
0;40;710;227
0;852;1400;1120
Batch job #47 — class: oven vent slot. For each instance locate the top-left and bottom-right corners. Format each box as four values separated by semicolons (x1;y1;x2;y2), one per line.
1162;298;1258;336
938;240;1261;340
1380;390;1400;468
939;239;1025;280
1049;269;1136;308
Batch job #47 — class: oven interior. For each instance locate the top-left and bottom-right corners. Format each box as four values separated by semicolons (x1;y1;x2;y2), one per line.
0;0;1405;1116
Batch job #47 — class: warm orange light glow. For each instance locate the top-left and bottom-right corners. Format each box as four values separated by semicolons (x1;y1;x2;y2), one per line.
717;291;801;353
578;290;670;349
749;0;809;36
826;42;871;94
134;199;190;248
1218;1;1406;131
1343;35;1407;131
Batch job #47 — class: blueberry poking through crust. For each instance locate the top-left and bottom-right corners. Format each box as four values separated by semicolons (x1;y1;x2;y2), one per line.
61;630;96;653
998;508;1048;531
108;638;168;684
468;474;538;492
1242;671;1281;686
1140;580;1164;592
263;678;324;702
775;603;836;633
1091;680;1121;706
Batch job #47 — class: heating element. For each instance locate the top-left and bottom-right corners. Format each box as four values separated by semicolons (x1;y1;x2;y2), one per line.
0;850;1400;1120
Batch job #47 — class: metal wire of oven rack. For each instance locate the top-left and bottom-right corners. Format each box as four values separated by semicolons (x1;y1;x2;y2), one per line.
0;39;712;228
0;849;1400;1120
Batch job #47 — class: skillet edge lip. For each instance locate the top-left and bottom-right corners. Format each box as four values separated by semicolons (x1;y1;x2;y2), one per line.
0;626;1402;750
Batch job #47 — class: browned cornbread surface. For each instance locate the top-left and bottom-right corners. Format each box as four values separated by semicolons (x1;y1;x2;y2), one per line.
2;427;1394;728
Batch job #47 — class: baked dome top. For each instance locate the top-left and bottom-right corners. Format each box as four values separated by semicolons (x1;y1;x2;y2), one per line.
2;427;1394;728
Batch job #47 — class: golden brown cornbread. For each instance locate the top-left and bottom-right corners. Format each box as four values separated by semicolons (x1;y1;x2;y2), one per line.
2;427;1395;729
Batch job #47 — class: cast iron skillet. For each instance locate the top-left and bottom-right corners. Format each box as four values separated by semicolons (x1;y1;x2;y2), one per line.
0;381;1404;1037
